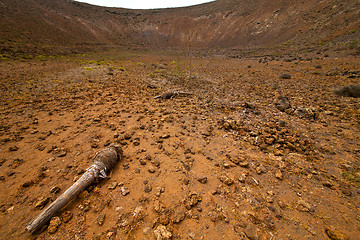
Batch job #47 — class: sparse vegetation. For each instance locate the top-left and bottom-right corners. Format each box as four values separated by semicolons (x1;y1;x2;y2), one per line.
84;66;93;71
1;0;360;239
349;40;358;49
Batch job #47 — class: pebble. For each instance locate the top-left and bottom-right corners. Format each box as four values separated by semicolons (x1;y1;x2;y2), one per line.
93;117;101;122
244;222;259;240
124;132;133;140
62;210;73;223
37;145;45;151
239;161;250;168
143;227;152;235
144;184;152;193
50;186;61;194
340;184;352;196
223;162;231;169
35;196;49;209
108;181;118;190
148;166;156;173
322;180;335;189
275;96;291;112
339;163;352;171
277;200;286;209
238;173;247;183
154;186;165;197
154;225;172;240
153;200;163;213
91;142;98;148
104;140;111;146
279;73;292;79
197;176;208;184
9;146;19;151
48;216;61;234
184;192;202;209
297;199;313;212
275;169;283;180
188;231;196;239
183;178;190;185
228;156;241;164
325;226;349;240
57;150;67;157
97;213;106;226
171;206;186;223
265;137;275;145
159;214;170;225
7;206;14;213
218;173;234;185
324;111;334;116
107;231;115;238
120;187;130;196
123;162;129;170
22;180;34;188
162;134;170;139
256;165;267;175
151;159;161;168
133;138;140;146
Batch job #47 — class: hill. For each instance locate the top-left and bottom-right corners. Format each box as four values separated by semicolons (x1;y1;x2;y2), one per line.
1;0;359;55
1;1;360;239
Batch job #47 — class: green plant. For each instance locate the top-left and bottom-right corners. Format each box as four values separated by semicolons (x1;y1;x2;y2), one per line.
0;54;10;60
349;29;358;34
349;40;358;49
342;172;359;184
36;54;47;61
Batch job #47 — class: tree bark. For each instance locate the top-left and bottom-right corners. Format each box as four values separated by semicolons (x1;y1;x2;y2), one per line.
26;144;123;234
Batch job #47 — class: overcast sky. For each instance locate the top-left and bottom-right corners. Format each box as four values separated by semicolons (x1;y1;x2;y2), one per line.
74;0;215;9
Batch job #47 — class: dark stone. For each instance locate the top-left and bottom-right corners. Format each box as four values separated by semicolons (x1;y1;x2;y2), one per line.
62;210;73;223
197;176;208;184
144;184;152;193
275;96;291;112
279;73;292;79
334;85;360;98
325;226;349;240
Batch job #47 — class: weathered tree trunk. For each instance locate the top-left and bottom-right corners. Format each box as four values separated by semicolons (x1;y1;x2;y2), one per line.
154;90;192;99
26;144;123;234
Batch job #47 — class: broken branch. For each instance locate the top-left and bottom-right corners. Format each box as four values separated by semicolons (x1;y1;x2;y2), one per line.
26;143;123;234
154;90;192;99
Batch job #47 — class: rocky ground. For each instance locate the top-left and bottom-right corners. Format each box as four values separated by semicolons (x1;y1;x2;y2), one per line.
0;49;359;240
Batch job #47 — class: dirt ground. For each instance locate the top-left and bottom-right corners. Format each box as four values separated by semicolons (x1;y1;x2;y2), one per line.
0;50;359;240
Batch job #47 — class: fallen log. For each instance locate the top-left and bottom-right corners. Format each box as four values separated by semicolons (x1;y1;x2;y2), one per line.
26;143;123;234
154;90;192;99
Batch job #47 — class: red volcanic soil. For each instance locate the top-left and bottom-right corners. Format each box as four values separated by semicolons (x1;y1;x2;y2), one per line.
0;0;360;240
0;0;359;53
